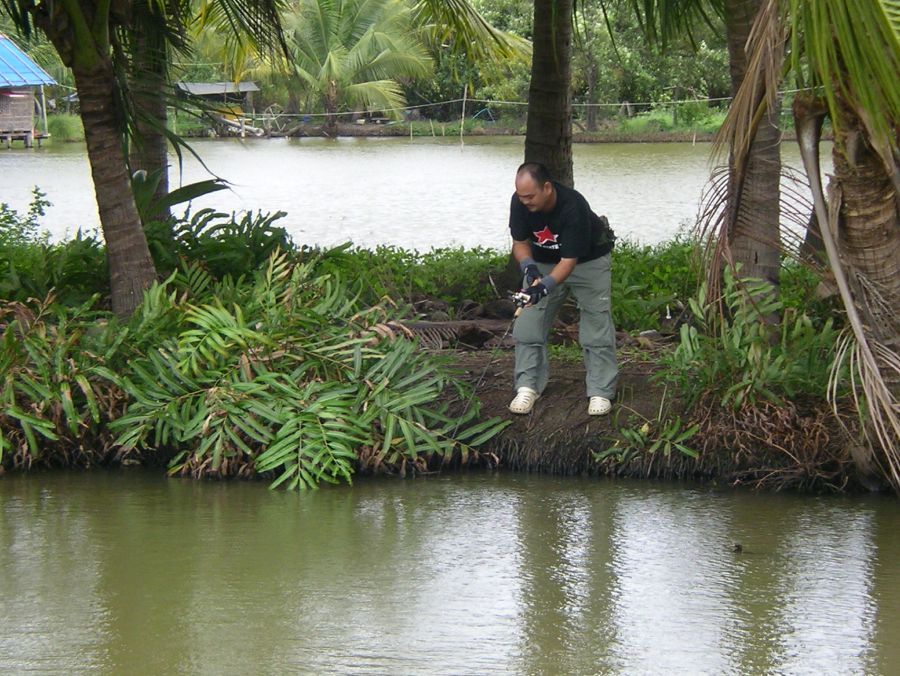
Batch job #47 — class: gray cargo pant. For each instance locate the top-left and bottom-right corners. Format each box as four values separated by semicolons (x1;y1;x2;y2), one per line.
512;255;618;399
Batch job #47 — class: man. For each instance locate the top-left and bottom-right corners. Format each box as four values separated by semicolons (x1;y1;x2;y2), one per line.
508;162;618;416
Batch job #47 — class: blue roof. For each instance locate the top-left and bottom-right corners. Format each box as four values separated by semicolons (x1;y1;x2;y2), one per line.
0;33;56;88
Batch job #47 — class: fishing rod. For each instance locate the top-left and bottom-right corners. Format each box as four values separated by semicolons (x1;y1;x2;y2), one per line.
449;288;532;441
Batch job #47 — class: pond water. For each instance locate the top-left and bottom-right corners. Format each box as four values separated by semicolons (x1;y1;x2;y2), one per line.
0;137;825;250
1;470;897;674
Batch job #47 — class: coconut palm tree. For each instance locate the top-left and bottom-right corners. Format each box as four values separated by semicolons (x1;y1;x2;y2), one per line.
721;0;899;489
1;0;160;317
280;0;433;135
524;0;574;186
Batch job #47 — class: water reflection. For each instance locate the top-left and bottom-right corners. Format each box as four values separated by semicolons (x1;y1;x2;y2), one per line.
0;472;896;674
608;489;739;673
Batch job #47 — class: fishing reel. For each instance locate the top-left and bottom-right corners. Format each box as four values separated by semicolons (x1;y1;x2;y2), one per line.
511;290;532;309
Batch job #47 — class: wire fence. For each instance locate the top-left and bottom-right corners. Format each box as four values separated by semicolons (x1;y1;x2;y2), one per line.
219;88;811;133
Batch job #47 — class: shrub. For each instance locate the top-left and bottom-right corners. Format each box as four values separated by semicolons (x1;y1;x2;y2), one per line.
0;189;108;305
110;253;509;488
304;244;509;310
611;235;700;331
146;208;295;280
659;268;843;409
0;295;127;468
46;113;84;143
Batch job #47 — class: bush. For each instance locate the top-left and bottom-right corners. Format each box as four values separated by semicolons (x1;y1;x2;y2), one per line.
659;268;843;409
304;244;509;311
0;253;509;487
146;208;294;280
611;235;700;331
0;189;108;306
46;113;84;143
0;296;127;468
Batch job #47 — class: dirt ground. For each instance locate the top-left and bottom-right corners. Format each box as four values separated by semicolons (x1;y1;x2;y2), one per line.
441;343;862;492
447;347;674;475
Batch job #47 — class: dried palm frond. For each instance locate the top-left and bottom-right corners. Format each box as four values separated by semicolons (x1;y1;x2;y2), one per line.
713;0;786;170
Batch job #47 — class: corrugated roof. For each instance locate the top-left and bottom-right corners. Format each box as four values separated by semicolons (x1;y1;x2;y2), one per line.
0;33;56;88
177;82;260;96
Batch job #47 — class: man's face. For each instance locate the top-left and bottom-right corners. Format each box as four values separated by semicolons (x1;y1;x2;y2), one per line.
515;174;553;212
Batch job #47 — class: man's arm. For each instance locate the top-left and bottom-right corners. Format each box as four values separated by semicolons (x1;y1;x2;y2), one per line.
513;238;576;288
547;257;577;286
512;239;533;264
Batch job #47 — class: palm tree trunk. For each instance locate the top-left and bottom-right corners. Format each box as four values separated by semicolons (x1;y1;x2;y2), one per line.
128;20;171;219
73;63;158;317
725;0;781;286
795;94;899;490
525;0;573;187
831;107;900;349
324;88;339;136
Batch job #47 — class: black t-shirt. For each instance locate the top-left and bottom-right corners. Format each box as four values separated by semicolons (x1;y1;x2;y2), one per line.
509;181;613;264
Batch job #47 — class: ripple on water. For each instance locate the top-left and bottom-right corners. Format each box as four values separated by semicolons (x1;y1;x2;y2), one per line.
0;472;895;674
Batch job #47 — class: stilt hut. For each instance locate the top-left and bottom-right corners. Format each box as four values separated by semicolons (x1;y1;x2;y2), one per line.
0;33;56;148
175;81;262;136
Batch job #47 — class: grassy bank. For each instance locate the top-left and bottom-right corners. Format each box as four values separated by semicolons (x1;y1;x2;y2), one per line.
0;194;861;492
45;113;84;143
45;107;813;145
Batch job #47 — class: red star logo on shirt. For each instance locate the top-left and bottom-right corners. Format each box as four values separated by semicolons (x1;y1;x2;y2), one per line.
533;226;558;245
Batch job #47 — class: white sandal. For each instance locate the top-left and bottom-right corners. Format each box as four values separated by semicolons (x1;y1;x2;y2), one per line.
588;396;612;416
509;387;540;414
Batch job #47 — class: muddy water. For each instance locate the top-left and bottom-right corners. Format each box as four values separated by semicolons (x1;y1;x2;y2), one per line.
0;137;827;249
1;471;897;674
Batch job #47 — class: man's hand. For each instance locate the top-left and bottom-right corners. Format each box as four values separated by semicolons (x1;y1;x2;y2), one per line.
523;262;542;287
519;281;550;306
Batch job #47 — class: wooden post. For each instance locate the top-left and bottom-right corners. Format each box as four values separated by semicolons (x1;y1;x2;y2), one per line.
460;83;467;147
39;85;49;135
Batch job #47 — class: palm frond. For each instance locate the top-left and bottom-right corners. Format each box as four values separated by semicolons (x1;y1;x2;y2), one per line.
413;0;523;62
713;0;786;167
192;0;289;57
791;0;900;179
627;0;726;47
344;78;407;112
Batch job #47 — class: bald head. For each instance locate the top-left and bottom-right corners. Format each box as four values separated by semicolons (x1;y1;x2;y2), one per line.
515;162;556;213
516;162;553;186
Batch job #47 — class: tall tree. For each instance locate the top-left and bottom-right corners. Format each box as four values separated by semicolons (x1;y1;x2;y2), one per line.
282;0;432;136
2;0;158;317
721;0;899;489
722;0;781;286
628;0;783;287
525;0;574;186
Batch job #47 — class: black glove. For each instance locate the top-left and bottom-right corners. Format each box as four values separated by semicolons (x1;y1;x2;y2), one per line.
521;281;550;306
523;262;542;287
